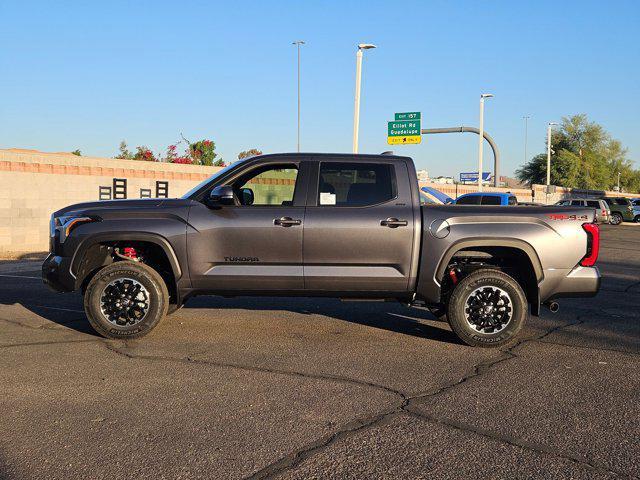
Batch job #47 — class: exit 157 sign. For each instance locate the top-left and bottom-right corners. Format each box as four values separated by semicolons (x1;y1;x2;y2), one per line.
387;112;421;145
395;112;420;121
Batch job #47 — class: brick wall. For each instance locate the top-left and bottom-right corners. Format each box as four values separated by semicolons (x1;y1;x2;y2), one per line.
1;149;636;258
419;182;534;202
0;149;222;257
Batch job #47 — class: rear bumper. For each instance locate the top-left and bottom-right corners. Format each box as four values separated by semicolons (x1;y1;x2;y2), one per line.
542;265;601;302
42;254;75;292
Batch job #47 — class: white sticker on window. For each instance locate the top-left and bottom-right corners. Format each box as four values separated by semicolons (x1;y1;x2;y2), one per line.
320;192;336;205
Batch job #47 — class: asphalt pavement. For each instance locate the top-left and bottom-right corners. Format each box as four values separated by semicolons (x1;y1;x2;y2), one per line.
1;225;638;479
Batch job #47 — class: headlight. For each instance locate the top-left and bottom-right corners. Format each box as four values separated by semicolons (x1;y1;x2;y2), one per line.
53;215;95;242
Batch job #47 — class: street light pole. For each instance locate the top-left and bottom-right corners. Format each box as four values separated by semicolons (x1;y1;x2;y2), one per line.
352;43;376;154
523;115;530;164
292;41;305;152
546;122;558;186
618;171;621;191
477;94;493;191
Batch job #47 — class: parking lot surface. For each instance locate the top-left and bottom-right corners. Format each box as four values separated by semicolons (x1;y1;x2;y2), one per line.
1;225;638;479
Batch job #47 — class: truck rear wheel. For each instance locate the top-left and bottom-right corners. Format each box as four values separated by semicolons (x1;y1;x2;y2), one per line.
447;269;527;348
84;261;169;339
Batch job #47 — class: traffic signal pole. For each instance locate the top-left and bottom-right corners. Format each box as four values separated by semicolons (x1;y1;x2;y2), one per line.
420;126;501;187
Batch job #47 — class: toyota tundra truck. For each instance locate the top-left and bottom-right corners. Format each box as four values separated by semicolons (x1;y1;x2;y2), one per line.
42;153;600;347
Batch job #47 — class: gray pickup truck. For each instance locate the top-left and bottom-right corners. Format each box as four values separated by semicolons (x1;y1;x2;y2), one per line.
43;153;600;347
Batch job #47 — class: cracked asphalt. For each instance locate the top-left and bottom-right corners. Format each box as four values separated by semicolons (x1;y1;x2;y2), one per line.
1;225;638;479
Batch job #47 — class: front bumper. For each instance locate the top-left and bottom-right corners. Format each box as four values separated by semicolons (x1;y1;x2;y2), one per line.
42;254;75;292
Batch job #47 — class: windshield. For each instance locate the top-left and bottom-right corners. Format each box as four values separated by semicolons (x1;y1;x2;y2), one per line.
181;161;244;199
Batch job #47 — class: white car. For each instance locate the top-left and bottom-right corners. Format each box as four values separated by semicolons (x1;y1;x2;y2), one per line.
555;198;611;224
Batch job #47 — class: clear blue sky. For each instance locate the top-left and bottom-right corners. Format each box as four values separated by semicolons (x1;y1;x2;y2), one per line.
1;0;638;177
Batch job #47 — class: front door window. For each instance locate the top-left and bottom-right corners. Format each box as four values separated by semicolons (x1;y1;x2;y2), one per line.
234;165;298;206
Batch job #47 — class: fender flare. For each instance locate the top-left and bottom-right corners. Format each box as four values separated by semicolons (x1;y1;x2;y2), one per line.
435;238;544;283
70;231;182;286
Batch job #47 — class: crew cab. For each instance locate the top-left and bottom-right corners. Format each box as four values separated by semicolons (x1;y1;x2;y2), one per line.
43;153;600;347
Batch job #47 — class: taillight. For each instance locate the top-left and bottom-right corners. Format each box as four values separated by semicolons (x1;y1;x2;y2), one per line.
580;223;599;267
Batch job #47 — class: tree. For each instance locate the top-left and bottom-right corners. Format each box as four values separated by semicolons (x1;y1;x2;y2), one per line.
164;144;193;164
115;141;134;160
238;149;262;160
516;114;637;191
133;146;157;162
71;149;81;156
189;139;222;166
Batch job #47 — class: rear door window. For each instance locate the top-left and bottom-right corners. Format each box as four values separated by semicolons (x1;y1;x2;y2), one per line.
481;195;501;205
570;200;584;206
586;201;600;208
318;162;397;207
456;195;481;205
508;196;517;206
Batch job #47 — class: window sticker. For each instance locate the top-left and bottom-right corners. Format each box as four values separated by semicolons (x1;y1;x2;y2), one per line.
320;192;336;205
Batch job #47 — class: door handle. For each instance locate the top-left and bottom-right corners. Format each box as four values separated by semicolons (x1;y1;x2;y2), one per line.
274;217;302;227
380;218;408;228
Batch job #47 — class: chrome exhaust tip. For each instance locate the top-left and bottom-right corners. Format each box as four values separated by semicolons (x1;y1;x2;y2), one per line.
544;301;560;313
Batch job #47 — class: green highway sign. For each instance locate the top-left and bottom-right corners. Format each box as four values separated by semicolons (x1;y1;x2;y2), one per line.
387;119;421;145
394;112;421;121
388;120;420;137
387;112;422;145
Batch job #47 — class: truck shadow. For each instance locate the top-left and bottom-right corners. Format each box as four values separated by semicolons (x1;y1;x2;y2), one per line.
0;275;463;344
183;295;463;345
1;251;637;349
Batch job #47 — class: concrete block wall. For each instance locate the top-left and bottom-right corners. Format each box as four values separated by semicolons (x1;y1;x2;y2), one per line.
0;149;221;257
2;148;635;257
418;182;534;203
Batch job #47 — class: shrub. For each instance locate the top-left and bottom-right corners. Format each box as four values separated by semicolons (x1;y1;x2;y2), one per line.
115;141;134;160
238;149;262;160
189;139;222;166
133;146;157;162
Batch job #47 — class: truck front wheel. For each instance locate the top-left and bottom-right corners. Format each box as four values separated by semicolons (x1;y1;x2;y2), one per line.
84;261;169;339
447;269;527;348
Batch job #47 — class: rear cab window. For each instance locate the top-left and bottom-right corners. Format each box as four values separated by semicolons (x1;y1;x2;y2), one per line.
317;162;397;207
456;195;481;205
481;195;501;205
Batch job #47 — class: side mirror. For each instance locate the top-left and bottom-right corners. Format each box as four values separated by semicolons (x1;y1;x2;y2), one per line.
206;185;235;207
240;187;254;206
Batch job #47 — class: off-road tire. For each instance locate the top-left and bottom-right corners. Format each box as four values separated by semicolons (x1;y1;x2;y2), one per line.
610;212;623;225
447;269;527;348
84;261;169;339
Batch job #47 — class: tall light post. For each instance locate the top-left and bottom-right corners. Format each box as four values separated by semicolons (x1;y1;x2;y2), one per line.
352;43;376;153
292;40;305;152
617;171;621;191
523;115;530;164
477;93;493;191
546;122;558;186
